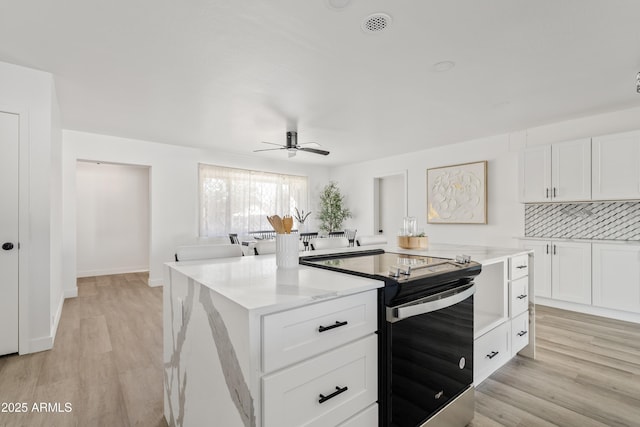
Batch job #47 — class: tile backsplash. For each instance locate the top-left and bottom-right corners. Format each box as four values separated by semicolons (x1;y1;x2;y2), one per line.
524;201;640;241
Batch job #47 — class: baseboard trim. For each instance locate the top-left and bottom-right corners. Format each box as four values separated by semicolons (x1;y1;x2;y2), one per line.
76;267;149;278
148;277;163;287
64;288;78;298
51;294;64;345
536;298;640;324
29;335;53;353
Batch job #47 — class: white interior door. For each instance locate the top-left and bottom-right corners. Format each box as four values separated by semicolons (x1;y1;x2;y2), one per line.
0;111;20;356
375;174;406;236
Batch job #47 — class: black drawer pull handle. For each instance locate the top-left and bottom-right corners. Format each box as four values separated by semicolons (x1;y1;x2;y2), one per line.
516;294;527;300
319;386;348;404
516;265;527;269
318;321;348;333
517;330;528;337
486;351;499;359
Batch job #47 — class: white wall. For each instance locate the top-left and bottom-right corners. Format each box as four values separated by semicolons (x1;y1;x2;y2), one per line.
330;106;640;250
330;134;524;247
0;60;58;353
62;130;331;292
76;161;150;277
50;83;63;338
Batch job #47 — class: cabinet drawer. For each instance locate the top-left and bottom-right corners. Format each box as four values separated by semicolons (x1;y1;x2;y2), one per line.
474;322;509;385
510;276;529;317
337;404;378;427
509;254;529;280
262;334;378;427
511;311;530;357
262;290;377;373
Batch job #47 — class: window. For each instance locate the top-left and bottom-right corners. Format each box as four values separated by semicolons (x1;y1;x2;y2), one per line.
199;163;308;237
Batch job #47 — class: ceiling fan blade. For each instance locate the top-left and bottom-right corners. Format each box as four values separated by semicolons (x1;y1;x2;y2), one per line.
253;147;286;152
297;147;330;156
260;141;284;147
299;141;321;147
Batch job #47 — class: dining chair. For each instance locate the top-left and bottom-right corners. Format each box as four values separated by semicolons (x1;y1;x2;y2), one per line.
328;231;345;238
299;232;318;251
254;239;304;254
344;229;357;247
356;235;388;246
254;240;277;255
310;237;350;250
198;236;234;245
228;233;240;244
175;244;243;261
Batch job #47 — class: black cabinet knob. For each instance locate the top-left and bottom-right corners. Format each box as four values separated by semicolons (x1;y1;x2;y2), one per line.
2;242;14;251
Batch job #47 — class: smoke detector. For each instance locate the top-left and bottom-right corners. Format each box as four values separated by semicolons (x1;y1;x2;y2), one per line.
361;13;392;34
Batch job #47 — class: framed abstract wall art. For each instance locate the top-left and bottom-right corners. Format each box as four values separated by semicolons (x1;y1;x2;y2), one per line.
427;161;487;224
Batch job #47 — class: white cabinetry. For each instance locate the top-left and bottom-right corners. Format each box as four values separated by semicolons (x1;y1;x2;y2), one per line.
261;291;378;427
592;243;640;313
592;130;640;200
521;240;591;305
474;253;533;385
520;138;591;202
552;241;592;305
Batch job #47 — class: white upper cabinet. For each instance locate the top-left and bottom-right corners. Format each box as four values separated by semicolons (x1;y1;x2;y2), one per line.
592;130;640;200
592;243;640;313
551;139;592;202
520;145;552;202
520;138;591;202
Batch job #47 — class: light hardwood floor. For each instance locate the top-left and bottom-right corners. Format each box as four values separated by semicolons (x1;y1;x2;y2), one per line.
1;274;639;427
0;273;167;427
471;305;640;427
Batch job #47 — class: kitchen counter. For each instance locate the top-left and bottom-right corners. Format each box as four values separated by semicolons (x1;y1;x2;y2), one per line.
163;242;532;427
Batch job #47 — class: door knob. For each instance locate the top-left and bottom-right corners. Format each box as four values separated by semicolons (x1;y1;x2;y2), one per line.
2;242;14;251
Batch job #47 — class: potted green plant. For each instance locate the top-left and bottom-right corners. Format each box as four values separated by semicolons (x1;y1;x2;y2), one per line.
317;181;352;233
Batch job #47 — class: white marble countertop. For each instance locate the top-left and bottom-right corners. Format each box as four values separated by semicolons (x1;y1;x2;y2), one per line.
167;255;384;315
166;242;530;314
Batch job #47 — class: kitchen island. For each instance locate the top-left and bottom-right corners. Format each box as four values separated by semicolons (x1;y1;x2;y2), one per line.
163;243;534;427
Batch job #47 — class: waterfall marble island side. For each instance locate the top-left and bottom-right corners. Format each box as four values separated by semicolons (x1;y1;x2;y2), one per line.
163;244;534;427
163;253;384;427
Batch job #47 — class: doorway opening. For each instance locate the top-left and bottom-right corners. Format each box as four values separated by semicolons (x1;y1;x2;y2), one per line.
373;171;408;237
76;161;151;278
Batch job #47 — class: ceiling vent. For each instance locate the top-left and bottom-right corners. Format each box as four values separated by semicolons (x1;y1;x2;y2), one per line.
362;13;392;34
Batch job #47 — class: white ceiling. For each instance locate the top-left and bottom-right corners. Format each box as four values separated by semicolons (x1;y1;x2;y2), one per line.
1;0;640;166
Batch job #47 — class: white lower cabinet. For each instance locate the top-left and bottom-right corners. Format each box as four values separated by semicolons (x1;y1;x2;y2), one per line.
337;404;378;427
474;253;533;385
262;335;377;427
510;277;529;317
474;322;510;385
511;311;530;356
552;241;592;304
592;243;640;313
522;240;591;304
261;290;378;427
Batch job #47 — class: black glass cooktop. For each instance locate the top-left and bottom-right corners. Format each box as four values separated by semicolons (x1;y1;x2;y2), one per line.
300;249;463;281
300;249;482;306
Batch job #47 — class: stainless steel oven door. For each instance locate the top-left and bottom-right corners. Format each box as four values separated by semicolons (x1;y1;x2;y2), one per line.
384;283;475;427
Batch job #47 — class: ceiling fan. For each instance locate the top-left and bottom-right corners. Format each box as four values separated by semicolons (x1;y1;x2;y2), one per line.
254;131;330;157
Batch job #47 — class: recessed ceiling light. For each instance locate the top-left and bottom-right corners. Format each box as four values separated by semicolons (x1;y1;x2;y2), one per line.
361;13;392;34
433;61;456;72
325;0;352;9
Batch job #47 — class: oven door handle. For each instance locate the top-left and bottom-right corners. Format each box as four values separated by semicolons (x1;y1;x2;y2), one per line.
386;283;475;323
